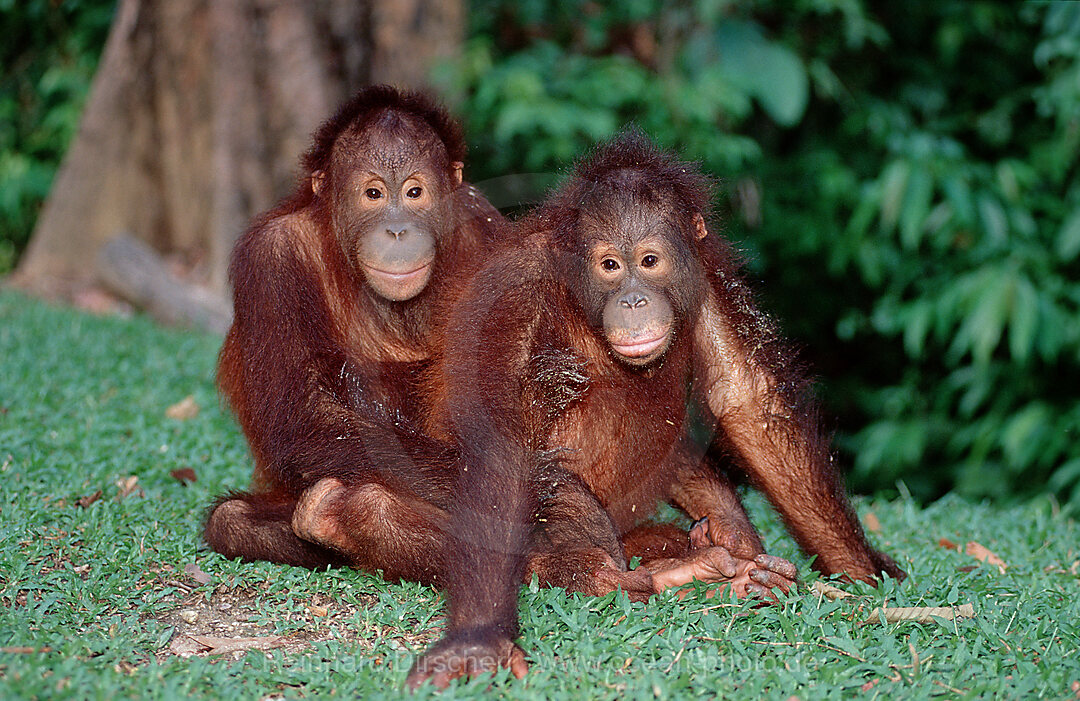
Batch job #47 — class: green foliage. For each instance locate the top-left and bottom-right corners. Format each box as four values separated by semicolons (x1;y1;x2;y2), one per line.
441;0;1080;507
6;0;1079;506
0;0;115;273
777;1;1080;507
442;0;825;178
1;289;1078;697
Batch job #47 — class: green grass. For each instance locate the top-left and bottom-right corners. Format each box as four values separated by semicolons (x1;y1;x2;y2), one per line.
0;288;1077;699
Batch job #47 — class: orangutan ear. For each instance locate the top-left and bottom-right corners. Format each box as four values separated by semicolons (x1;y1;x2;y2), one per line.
451;161;464;186
311;170;326;197
693;213;708;241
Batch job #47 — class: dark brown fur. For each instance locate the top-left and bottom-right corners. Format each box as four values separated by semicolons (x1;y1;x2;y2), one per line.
408;131;903;687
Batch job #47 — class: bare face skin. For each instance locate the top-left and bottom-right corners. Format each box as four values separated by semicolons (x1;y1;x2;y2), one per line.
351;168;439;301
578;200;707;367
312;117;464;302
591;236;677;365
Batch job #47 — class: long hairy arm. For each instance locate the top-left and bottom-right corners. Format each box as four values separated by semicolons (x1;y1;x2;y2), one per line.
690;235;903;581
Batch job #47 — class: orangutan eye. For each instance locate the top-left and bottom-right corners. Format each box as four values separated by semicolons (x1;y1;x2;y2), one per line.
406;186;423;199
641;254;659;268
365;188;383;200
601;258;621;272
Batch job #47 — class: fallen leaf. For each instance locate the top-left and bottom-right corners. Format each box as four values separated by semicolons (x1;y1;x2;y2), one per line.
863;512;881;533
865;603;975;624
860;679;880;692
115;475;143;500
170;467;197;484
76;490;103;508
309;605;329;617
1;646;52;654
956;565;977;573
938;537;959;551
811;581;853;600
165;396;200;420
965;541;1007;574
183;562;213;585
189;635;285;655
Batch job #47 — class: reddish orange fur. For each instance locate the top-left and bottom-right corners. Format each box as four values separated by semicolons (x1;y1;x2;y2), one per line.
204;86;503;578
409;130;903;687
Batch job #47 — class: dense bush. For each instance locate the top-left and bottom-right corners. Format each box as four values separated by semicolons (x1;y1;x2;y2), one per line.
0;0;114;272
439;0;1080;507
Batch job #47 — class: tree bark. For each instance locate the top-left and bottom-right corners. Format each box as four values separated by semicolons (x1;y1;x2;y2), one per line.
370;0;465;89
12;0;463;327
98;234;232;334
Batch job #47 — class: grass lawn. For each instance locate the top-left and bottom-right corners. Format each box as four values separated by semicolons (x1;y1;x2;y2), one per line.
0;289;1078;699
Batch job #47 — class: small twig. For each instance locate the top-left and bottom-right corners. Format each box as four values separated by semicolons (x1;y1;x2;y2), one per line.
724;611;738;636
933;680;967;694
1044;624;1060;660
162;580;195;595
741;639;868;663
664;645;685;673
1003;606;1019;636
188;634;287;655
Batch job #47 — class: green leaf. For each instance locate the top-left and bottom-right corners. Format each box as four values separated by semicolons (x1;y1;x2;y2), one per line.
949;268;1011;364
970;279;1010;364
879;160;910;233
1000;403;1051;471
899;165;934;249
715;20;809;127
1036;294;1068;361
1048;458;1080;492
853;421;927;480
954;367;993;418
976;194;1008;244
839;183;881;268
1007;274;1039;362
941;176;976;228
901;300;932;358
1054;209;1080;262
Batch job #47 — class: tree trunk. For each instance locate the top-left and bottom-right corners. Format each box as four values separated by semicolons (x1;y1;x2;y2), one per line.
11;0;463;328
370;0;465;88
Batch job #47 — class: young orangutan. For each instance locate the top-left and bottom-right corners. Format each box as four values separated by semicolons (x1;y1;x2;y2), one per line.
203;85;505;579
407;130;904;688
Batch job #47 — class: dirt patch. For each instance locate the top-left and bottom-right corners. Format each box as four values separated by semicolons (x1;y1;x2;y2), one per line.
153;577;441;663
